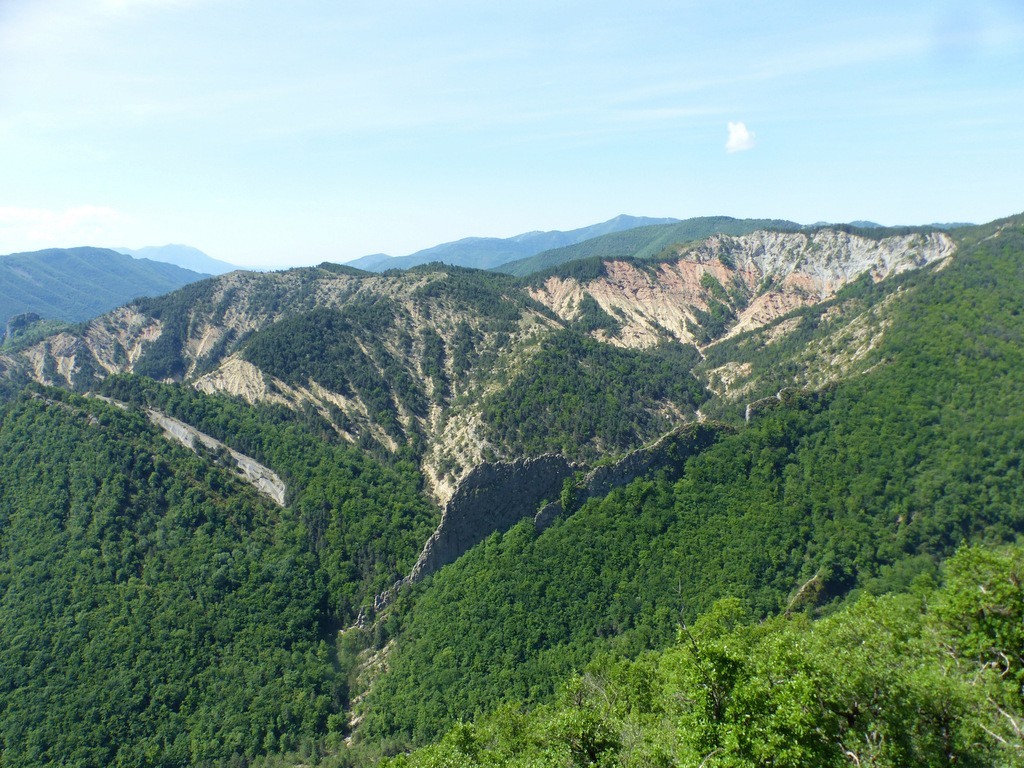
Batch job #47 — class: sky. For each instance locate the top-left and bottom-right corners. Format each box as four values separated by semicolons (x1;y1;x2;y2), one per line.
1;1;1022;269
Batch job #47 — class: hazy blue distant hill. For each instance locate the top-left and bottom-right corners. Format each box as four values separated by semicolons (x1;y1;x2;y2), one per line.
930;221;975;230
498;216;802;276
810;220;973;231
0;247;209;323
115;244;237;275
345;214;679;272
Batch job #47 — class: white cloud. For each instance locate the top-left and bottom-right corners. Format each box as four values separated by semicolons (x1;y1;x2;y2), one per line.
725;121;755;153
0;205;123;251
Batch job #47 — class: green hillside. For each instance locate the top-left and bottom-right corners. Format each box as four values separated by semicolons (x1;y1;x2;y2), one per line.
497;217;801;277
353;220;1024;751
0;247;209;324
1;218;1024;767
0;383;440;766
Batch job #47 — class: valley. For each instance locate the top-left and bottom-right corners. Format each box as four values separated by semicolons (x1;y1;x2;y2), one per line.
0;215;1022;766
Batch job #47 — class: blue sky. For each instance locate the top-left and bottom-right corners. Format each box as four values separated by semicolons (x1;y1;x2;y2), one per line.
1;1;1022;268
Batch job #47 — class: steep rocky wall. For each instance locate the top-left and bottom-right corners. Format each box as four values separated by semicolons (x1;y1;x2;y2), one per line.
358;422;731;624
407;454;576;583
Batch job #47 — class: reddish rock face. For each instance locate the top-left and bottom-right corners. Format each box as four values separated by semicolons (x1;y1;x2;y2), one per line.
529;230;955;348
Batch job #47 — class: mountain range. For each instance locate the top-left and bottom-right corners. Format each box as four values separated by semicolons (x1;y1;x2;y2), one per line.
495;215;803;276
344;214;680;272
0;213;1021;766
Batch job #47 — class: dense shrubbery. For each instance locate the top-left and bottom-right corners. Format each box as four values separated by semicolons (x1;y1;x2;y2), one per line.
0;379;444;766
380;543;1024;767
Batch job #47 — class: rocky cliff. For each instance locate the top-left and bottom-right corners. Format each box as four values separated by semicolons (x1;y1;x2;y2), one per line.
529;230;954;348
358;421;729;624
407;454;576;583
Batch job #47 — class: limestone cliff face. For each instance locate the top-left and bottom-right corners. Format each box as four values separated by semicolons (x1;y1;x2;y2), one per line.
529;230;955;348
407;454;576;583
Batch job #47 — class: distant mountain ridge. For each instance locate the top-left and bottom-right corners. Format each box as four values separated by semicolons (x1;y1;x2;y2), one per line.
0;246;209;324
344;214;679;272
497;216;802;276
115;244;238;275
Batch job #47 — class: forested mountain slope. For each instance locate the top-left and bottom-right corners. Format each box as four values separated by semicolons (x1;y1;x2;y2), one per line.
0;247;209;324
0;215;1022;766
382;543;1024;768
0;383;441;766
0;224;954;505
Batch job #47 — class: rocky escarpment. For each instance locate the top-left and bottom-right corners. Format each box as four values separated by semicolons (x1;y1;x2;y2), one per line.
359;454;575;622
408;454;576;583
362;422;730;623
529;230;955;348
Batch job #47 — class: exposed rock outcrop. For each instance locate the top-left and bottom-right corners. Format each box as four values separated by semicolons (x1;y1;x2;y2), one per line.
146;408;287;506
358;454;575;622
359;422;730;625
529;230;955;349
408;454;576;583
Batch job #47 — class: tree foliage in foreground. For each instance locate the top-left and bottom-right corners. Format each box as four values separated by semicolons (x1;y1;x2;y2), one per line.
381;543;1024;768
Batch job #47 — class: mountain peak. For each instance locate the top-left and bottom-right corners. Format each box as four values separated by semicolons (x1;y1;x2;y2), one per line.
115;244;238;275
